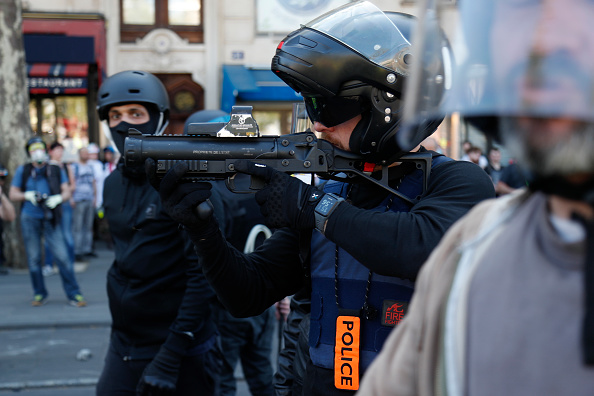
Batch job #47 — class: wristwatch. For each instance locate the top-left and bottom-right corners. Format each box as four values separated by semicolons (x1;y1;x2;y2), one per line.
314;193;345;234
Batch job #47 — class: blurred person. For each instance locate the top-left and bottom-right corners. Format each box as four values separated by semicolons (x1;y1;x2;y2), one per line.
9;137;86;307
0;163;16;275
95;146;118;249
71;147;96;261
87;143;105;254
43;142;75;276
87;142;106;211
148;3;494;394
466;146;486;169
495;160;528;196
495;159;528;196
102;146;118;174
95;70;221;396
185;109;276;396
357;0;594;394
460;140;488;168
484;147;505;187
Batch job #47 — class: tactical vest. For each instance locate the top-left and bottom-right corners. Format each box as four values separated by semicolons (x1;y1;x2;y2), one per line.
309;154;452;372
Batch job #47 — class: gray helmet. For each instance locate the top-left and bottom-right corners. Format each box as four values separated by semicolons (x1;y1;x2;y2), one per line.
97;70;170;124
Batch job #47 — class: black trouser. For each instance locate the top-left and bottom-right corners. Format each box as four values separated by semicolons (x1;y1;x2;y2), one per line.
302;363;357;396
213;304;275;396
96;341;221;396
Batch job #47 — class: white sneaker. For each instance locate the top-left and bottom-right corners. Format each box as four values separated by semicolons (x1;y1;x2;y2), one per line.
42;266;55;277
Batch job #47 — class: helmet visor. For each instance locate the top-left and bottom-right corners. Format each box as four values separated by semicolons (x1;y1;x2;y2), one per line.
305;1;412;76
303;95;367;127
400;0;594;149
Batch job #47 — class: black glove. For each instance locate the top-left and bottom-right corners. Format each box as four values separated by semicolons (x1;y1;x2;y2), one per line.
145;159;214;233
234;160;324;230
136;331;194;396
136;346;181;396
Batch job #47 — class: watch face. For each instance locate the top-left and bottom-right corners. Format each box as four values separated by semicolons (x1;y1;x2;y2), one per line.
316;196;335;215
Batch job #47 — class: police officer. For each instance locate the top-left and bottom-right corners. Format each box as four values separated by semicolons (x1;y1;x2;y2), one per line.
184;110;276;396
150;2;494;394
95;71;220;395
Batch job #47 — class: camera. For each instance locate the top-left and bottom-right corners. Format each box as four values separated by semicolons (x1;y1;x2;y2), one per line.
35;192;54;220
35;192;48;205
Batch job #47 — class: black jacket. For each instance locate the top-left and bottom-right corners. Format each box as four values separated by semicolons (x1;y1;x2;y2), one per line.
103;166;216;359
193;155;494;394
193;157;495;317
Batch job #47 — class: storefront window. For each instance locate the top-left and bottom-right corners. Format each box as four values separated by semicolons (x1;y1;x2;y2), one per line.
253;110;292;136
120;0;203;43
29;96;89;162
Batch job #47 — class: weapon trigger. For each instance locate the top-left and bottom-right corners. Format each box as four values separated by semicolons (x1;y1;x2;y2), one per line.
250;176;266;190
226;175;236;192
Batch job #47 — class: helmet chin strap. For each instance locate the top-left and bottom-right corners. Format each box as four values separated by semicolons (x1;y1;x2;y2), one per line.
101;122;119;155
154;112;168;136
348;111;372;156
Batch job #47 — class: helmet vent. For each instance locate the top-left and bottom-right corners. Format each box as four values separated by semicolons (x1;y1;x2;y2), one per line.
129;89;140;94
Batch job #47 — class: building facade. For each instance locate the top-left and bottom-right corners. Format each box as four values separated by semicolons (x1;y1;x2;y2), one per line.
23;0;465;160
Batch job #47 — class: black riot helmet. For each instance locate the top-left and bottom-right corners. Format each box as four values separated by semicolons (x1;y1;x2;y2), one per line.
97;70;170;154
271;1;446;163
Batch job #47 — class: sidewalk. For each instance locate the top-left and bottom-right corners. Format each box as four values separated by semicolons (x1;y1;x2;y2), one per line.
0;241;113;394
0;241;269;395
0;241;113;330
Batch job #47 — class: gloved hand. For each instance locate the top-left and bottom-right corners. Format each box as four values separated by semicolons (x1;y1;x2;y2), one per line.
233;160;324;230
145;159;214;232
24;191;38;206
45;194;63;209
136;346;182;396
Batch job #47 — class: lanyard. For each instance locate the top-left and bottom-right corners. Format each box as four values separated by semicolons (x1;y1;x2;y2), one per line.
333;183;398;318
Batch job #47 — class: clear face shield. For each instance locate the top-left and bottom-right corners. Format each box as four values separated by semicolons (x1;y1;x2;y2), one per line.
400;0;594;177
305;1;412;79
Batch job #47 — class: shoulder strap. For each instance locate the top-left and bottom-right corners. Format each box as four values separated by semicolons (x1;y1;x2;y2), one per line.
21;163;33;191
47;165;62;195
20;164;33;212
396;153;454;206
430;153;454;168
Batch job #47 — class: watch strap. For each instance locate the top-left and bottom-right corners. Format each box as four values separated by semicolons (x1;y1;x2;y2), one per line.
314;193;344;234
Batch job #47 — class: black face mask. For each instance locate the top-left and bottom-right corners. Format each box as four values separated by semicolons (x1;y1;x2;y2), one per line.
109;117;160;154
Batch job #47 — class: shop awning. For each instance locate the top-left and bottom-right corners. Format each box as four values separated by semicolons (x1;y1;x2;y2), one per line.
221;65;301;112
26;63;89;94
